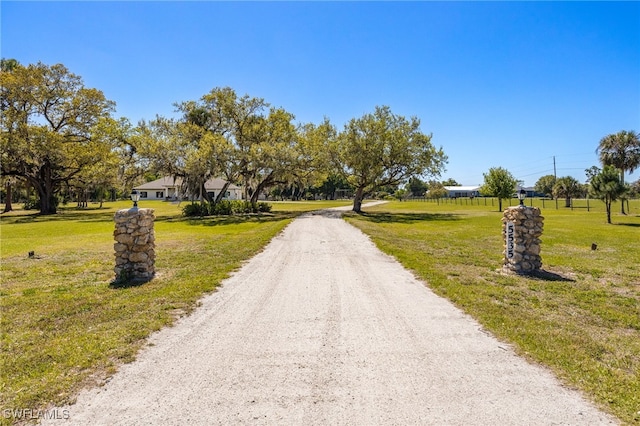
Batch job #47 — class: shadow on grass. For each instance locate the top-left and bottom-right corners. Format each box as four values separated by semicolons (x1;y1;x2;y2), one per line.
162;212;300;227
2;209;118;224
615;222;640;228
528;269;576;282
2;209;300;227
109;277;153;289
352;211;461;224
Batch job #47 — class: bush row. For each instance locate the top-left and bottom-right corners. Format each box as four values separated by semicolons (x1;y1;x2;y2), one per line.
182;200;272;217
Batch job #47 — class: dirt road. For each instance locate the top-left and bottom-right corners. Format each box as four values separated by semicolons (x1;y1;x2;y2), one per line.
44;206;617;425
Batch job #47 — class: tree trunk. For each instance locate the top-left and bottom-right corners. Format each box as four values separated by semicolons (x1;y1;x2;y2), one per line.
565;197;571;208
620;170;626;215
3;181;13;213
606;198;612;224
38;191;56;215
250;180;264;205
250;182;267;205
353;187;365;213
498;198;503;212
214;181;231;204
77;190;88;208
37;162;57;215
201;182;211;203
250;172;275;206
251;190;260;206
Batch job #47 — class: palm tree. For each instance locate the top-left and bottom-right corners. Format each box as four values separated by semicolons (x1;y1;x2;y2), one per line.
552;176;582;207
597;130;640;214
590;166;627;224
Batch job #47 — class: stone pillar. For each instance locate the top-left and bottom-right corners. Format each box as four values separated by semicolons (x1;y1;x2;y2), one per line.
502;205;544;274
114;208;155;282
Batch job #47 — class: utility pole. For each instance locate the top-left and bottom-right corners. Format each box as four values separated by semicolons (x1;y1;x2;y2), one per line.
553;156;558;210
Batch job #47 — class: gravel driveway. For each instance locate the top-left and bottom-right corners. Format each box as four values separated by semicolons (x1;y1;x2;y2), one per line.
43;205;617;425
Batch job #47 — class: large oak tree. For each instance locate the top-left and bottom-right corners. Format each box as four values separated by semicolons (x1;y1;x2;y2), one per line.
176;87;268;204
332;106;447;213
135;116;218;202
169;87;328;205
1;62;115;214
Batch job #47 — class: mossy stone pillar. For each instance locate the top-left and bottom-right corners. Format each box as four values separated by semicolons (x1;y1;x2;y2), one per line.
502;205;544;274
114;208;155;282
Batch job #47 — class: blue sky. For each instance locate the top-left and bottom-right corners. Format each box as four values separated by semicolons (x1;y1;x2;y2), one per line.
2;1;639;187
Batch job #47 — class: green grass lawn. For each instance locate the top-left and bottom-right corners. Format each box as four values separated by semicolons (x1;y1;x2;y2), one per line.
0;199;348;425
1;197;638;424
345;199;640;425
270;199;353;212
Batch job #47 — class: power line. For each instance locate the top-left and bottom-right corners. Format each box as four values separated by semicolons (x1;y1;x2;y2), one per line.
515;169;555;179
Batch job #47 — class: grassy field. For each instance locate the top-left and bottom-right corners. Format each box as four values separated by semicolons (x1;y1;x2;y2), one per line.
345;199;640;425
0;199;349;424
1;197;638;424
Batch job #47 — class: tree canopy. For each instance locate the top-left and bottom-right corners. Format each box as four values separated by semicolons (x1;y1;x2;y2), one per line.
597;130;640;214
1;61;116;214
2;63;449;213
136;87;333;206
426;180;447;199
553;176;582;207
332;105;447;212
629;179;640;199
534;175;556;198
407;177;429;197
584;166;601;183
481;167;517;211
441;178;460;186
590;165;627;224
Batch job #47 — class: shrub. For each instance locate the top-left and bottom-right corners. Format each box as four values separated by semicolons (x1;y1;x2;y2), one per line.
22;198;40;210
183;200;272;216
236;201;254;214
182;202;209;217
257;202;272;213
210;200;232;215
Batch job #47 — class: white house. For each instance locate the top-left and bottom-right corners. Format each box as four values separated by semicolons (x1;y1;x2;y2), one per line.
133;177;242;201
444;185;481;198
